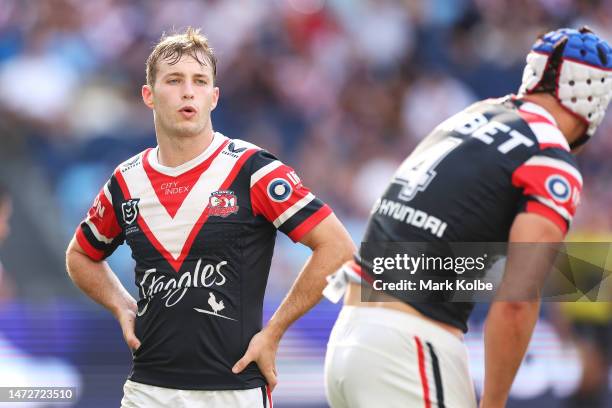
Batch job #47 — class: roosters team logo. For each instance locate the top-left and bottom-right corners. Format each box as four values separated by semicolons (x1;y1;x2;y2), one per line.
208;190;239;218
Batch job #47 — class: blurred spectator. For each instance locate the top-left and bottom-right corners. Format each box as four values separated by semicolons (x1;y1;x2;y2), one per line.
0;183;14;303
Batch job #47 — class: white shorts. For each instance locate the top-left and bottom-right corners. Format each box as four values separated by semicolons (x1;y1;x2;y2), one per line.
325;306;477;408
121;380;273;408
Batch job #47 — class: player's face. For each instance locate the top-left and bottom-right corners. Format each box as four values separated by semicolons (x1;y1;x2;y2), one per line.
0;199;12;245
142;54;219;139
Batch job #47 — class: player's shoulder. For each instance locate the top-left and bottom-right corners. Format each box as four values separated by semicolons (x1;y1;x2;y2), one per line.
224;137;261;153
220;136;276;169
222;137;283;172
522;146;582;186
535;145;578;165
515;101;571;152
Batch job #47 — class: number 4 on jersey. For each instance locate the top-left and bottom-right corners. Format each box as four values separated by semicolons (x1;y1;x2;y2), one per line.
395;137;462;202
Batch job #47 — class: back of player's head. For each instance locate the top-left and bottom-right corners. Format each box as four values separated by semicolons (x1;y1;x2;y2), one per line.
146;26;217;87
518;27;612;147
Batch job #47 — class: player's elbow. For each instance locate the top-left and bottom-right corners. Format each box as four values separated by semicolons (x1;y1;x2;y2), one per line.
301;215;356;259
334;228;355;250
492;301;540;322
65;246;78;279
65;238;88;279
330;232;357;265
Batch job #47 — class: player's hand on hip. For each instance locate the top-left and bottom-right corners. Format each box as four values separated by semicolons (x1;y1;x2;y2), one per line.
232;328;279;390
116;304;141;352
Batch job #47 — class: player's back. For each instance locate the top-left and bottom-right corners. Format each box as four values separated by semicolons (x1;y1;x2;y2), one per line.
361;96;581;331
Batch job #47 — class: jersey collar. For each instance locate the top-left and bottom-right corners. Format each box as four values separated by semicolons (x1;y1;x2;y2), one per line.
148;132;227;177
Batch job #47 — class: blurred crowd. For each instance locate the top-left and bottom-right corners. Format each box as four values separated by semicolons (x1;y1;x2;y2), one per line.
1;0;612;230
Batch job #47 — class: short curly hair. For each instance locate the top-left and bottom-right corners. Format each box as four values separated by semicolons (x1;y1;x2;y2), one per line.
146;26;217;87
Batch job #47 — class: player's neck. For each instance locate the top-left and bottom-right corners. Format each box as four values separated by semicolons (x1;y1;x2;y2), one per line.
155;128;215;168
521;93;587;146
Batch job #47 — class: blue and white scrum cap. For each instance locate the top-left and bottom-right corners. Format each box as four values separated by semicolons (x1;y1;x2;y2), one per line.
518;27;612;147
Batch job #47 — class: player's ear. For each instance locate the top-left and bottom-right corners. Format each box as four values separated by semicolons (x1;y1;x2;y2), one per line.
210;86;219;111
142;85;154;109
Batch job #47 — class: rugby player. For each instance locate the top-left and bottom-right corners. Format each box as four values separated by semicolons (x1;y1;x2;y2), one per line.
65;27;354;407
324;27;612;408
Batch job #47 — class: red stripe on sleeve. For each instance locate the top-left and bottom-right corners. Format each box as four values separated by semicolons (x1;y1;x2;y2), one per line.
518;109;555;127
512;163;581;218
538;143;568;150
87;191;122;240
525;201;568;235
75;227;105;261
287;205;332;242
251;164;310;222
251;184;281;222
414;336;432;408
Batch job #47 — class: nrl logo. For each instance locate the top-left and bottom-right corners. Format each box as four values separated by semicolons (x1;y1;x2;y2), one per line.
122;199;140;225
208;190;239;218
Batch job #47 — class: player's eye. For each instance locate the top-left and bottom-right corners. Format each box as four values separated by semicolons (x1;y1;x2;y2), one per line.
195;79;207;85
167;78;180;84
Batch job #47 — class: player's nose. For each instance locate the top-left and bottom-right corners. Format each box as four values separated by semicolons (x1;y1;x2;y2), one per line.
181;83;195;99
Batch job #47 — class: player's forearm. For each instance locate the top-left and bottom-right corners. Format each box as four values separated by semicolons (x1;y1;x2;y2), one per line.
265;238;355;340
66;238;136;317
481;301;540;407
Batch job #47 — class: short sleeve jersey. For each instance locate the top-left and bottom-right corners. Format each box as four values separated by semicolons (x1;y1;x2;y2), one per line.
360;96;582;332
75;132;332;390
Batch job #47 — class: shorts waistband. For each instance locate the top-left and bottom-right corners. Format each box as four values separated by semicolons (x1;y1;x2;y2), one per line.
337;306;466;352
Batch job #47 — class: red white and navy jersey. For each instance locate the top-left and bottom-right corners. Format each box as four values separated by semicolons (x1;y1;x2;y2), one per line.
75;132;332;390
360;96;582;332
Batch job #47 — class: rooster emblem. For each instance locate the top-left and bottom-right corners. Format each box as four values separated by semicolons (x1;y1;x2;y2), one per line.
194;292;237;321
208;190;239;218
208;292;225;314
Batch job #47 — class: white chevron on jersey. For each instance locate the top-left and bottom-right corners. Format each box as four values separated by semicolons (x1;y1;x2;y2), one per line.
273;192;315;228
117;134;255;262
520;102;557;124
522;156;583;185
527;122;569;150
85;219;115;244
518;102;570;151
251;160;282;187
103;182;113;203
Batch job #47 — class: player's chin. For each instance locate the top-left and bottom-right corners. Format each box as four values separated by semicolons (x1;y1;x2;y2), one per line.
172;123;205;138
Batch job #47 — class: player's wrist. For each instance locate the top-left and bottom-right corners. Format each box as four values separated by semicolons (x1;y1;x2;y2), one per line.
479;393;508;408
263;323;285;343
110;298;137;319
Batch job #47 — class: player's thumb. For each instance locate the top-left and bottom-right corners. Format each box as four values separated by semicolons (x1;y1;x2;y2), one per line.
264;367;278;391
119;319;141;351
126;334;141;351
232;353;253;374
123;328;141;351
